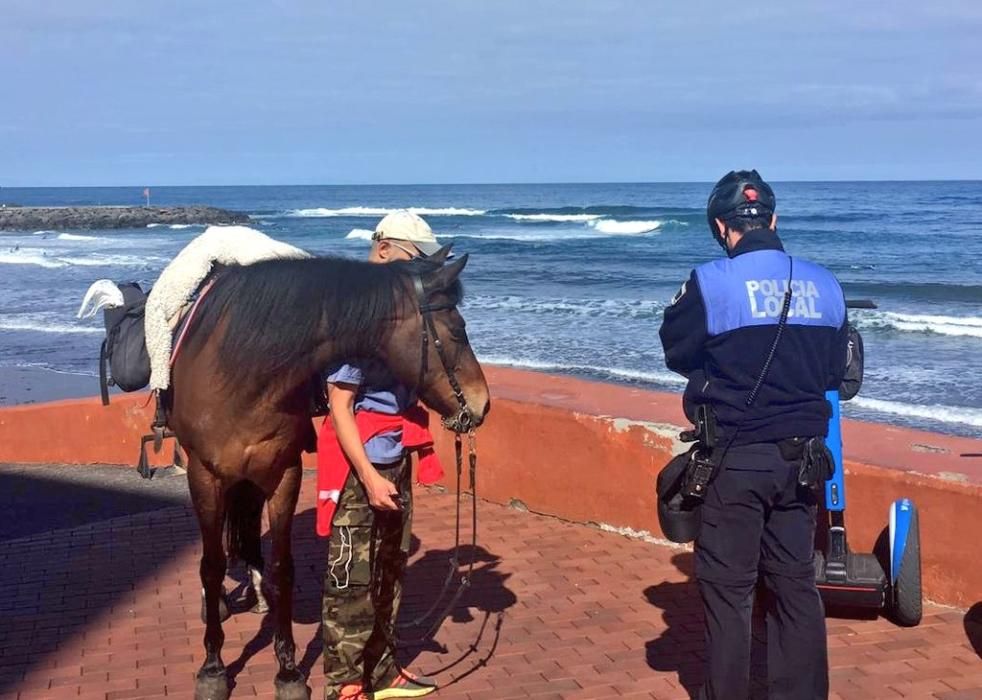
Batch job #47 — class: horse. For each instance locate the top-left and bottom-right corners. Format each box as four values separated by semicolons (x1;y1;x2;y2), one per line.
162;247;490;700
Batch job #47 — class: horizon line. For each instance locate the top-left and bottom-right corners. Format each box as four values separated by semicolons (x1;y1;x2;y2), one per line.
2;177;981;189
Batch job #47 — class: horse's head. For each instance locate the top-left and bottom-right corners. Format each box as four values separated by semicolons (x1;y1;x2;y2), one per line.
383;248;490;432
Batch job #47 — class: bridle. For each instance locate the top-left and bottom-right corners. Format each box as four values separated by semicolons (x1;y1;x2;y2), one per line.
413;275;476;434
367;274;481;651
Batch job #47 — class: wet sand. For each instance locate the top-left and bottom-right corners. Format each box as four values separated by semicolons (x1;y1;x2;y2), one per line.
0;365;111;407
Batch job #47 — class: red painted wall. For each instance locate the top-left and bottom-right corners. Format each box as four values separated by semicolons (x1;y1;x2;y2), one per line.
1;367;979;607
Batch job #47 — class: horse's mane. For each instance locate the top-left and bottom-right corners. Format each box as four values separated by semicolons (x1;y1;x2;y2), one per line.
188;256;461;391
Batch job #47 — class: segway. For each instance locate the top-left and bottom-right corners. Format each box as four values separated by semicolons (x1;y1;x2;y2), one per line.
813;300;923;626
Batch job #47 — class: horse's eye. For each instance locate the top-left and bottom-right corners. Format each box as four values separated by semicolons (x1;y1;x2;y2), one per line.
450;326;468;342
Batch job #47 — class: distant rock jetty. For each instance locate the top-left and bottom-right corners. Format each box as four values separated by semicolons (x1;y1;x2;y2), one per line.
0;205;250;231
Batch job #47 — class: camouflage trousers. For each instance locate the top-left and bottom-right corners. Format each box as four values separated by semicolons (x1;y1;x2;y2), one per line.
322;457;412;697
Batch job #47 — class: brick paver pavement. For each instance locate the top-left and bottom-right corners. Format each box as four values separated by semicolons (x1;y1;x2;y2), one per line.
0;472;979;699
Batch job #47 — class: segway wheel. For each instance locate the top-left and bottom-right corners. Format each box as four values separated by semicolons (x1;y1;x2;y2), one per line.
889;507;922;627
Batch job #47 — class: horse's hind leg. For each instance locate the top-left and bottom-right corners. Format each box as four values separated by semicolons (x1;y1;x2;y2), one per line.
242;499;270;614
188;454;231;700
229;481;270;614
268;463;309;700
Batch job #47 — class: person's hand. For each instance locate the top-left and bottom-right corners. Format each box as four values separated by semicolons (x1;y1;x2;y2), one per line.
364;470;401;511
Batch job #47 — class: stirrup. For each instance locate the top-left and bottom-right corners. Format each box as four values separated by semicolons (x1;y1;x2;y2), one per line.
137;429;183;479
136;391;181;479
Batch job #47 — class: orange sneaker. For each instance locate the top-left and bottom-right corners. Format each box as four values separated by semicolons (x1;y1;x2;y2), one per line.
370;671;437;699
326;682;368;700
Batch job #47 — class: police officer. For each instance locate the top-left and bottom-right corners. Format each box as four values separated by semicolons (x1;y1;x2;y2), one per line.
659;171;848;700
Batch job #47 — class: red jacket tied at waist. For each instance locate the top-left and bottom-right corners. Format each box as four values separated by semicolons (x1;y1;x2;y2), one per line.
316;404;444;537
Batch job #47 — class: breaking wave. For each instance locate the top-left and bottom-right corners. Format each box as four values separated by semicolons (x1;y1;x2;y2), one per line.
57;233;103;241
345;228;375;240
851;397;982;429
56;254;157;267
0;249;67;269
0;316;102;335
466;295;663;319
589;219;663;235
0;247;158;269
503;213;602;222
478;355;687;386
856;311;982;338
287;206;486;218
492;205;701;218
434;231;599;242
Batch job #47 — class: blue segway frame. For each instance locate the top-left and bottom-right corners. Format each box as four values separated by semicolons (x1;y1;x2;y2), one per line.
822;389;917;589
824;389;845;512
819;366;921;625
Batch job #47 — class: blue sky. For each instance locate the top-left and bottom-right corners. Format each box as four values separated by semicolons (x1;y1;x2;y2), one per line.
2;1;981;185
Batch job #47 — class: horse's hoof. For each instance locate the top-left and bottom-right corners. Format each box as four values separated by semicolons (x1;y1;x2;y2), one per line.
200;588;231;624
194;670;229;700
274;673;310;700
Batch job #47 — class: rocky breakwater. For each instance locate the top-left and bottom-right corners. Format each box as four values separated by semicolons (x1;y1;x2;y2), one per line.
0;205;250;231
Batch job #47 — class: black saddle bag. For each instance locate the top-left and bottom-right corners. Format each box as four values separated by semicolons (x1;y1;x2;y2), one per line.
100;282;152;404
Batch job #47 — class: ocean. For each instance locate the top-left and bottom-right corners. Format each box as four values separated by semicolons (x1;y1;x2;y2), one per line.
1;182;980;438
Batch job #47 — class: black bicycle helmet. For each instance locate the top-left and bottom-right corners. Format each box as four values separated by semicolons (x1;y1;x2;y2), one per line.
706;169;776;249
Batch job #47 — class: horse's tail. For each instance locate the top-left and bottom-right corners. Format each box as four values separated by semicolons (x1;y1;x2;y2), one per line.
224;480;265;568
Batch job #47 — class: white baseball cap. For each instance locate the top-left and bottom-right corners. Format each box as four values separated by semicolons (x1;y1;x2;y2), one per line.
372;210;442;257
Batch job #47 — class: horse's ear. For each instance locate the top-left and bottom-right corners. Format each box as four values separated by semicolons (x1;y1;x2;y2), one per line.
428;253;468;287
427;244;453;265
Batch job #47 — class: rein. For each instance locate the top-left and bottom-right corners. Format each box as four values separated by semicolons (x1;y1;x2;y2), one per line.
368;276;480;649
377;431;477;646
413;276;475;435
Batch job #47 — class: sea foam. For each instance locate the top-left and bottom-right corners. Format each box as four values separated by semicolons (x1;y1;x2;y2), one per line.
0;249;67;269
57;254;155;267
851;397;982;429
57;233;103;241
466;294;663;319
0;316;103;335
504;213;602;222
288;206;486;218
477;354;687;386
589;220;663;235
858;311;982;339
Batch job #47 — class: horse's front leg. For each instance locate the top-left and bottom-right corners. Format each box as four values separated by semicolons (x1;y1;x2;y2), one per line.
188;457;231;700
268;463;309;700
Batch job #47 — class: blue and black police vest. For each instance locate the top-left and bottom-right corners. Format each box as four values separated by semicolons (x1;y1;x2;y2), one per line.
693;249;847;445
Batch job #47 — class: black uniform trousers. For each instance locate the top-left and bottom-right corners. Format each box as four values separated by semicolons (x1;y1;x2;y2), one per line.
695;442;829;700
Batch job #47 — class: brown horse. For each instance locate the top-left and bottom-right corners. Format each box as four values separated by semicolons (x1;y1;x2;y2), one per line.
163;247;490;700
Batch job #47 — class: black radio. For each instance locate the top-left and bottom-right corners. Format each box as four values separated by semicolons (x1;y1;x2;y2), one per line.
680;449;717;501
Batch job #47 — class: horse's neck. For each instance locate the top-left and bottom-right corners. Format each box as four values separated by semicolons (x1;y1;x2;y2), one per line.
308;338;353;380
308;305;396;372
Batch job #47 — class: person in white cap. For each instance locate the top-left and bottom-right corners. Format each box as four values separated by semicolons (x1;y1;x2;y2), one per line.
318;210;441;700
368;210;443;262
